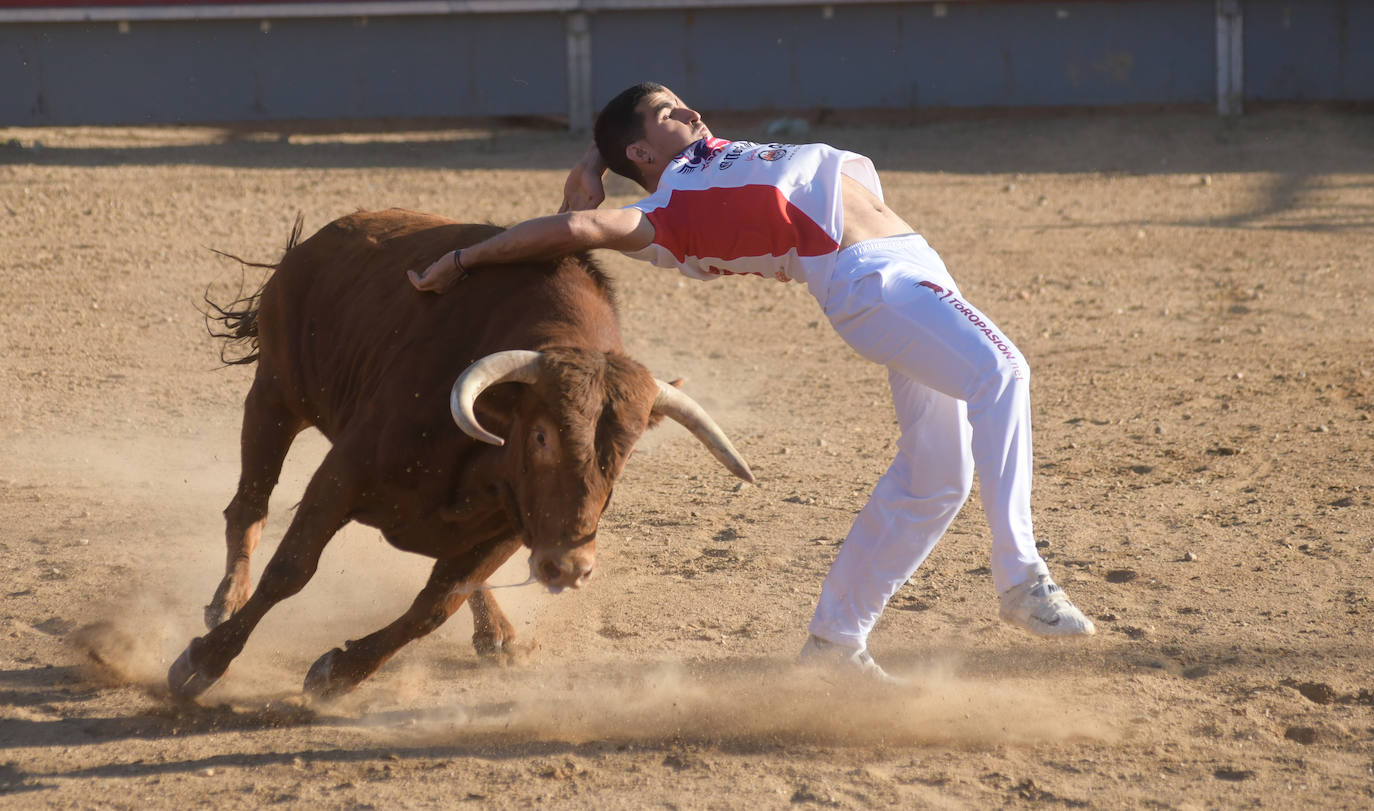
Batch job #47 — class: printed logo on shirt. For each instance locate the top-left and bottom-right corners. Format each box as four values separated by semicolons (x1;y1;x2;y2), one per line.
743;143;794;163
716;140;756;171
674;137;728;175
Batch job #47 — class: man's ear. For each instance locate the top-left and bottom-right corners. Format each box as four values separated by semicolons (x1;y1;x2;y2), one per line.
626;141;652;167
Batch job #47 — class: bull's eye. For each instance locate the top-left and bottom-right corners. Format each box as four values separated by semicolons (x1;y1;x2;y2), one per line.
534;429;547;448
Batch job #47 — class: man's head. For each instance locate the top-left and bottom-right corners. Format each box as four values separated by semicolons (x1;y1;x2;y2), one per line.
594;83;711;190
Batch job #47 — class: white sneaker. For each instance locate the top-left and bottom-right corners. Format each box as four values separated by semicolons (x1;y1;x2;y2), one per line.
999;574;1096;637
798;634;909;686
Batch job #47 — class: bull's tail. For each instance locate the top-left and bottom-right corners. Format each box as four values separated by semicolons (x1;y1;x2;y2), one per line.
202;214;305;366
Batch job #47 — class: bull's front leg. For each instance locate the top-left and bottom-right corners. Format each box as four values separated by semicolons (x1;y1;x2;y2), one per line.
440;486;532;664
168;449;355;701
469;589;534;666
303;535;522;702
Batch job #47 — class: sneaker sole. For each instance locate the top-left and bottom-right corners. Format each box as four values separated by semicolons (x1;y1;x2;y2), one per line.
1000;614;1097;638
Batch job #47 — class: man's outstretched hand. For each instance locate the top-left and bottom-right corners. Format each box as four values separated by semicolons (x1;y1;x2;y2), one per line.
408;250;462;294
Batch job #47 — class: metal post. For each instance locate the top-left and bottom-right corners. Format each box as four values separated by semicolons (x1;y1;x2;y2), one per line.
1216;0;1243;115
565;11;593;132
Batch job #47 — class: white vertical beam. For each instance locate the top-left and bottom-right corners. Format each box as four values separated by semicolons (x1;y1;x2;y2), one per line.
565;11;594;132
1216;0;1244;115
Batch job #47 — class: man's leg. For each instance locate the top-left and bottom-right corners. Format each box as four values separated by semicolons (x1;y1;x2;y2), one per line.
869;271;1093;636
808;371;973;650
819;236;1092;637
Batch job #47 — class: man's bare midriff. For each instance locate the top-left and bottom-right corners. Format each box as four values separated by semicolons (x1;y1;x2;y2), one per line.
839;174;914;249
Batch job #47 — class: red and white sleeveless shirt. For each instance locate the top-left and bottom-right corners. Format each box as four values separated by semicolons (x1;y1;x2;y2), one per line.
623;137;882;291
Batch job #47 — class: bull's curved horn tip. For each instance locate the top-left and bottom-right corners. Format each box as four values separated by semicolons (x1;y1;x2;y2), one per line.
723;454;755;484
450;350;541;445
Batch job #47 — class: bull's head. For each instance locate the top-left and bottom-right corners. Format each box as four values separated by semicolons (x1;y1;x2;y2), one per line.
450;348;753;592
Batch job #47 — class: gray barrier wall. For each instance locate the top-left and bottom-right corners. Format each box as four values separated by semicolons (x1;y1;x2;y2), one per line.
1;0;1369;127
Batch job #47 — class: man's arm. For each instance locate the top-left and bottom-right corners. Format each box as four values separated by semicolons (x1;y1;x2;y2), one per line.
408;207;654;294
559;143;609;213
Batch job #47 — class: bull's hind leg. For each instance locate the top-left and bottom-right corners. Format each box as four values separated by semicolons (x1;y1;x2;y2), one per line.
469;590;532;665
303;536;521;701
206;377;307;629
169;447;355;700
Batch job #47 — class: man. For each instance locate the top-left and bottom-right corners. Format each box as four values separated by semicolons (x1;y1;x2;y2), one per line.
411;82;1094;683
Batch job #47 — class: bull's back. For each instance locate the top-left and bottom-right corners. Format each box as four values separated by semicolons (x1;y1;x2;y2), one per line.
255;209;623;435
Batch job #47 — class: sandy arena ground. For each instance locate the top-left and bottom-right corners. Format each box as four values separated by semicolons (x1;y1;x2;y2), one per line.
1;109;1372;808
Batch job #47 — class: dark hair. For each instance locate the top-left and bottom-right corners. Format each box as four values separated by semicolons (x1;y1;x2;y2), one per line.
593;82;666;188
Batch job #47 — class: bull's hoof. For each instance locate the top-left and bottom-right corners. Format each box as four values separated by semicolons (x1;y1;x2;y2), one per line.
167;643;219;701
303;647;354;703
203;602;231;631
473;636;535;668
204;577;246;630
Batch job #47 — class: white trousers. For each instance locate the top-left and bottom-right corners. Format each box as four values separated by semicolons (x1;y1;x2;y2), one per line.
807;234;1045;649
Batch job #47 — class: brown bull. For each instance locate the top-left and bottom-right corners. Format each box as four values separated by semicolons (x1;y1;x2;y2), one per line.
168;208;752;701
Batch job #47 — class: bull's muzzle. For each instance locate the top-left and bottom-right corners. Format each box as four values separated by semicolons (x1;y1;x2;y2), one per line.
529;544;596;592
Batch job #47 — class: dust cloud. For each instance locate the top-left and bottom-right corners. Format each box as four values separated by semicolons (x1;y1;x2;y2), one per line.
341;657;1116;749
46;425;540;699
52;425;1108;751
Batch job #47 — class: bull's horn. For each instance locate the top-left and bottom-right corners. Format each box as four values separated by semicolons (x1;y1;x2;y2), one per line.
653;380;755;483
450;350;542;446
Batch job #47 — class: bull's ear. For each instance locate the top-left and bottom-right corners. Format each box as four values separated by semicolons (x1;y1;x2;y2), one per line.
646;377;685;428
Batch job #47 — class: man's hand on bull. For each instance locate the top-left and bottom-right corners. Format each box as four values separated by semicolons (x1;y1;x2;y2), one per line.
558;143;608;213
409;208;655;296
408;249;468;294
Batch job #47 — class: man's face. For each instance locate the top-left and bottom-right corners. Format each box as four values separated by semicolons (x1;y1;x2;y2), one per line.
631;89;710;164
